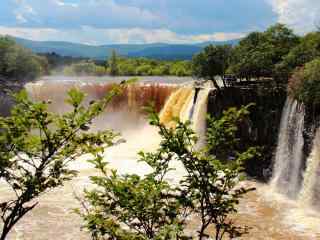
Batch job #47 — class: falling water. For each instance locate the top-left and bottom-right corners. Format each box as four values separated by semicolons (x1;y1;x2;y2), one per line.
271;97;305;199
189;85;212;148
159;87;194;127
159;82;212;148
299;129;320;210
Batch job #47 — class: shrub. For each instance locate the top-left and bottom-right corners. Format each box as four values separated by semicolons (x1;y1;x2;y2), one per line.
78;106;257;240
0;86;121;240
288;58;320;104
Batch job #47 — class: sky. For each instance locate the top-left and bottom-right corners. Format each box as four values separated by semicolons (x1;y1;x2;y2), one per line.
0;0;319;45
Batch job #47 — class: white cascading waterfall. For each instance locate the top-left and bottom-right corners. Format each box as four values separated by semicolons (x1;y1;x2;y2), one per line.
189;86;212;148
299;129;320;210
271;97;305;199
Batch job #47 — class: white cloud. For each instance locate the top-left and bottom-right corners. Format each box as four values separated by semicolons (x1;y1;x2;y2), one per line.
15;13;28;23
12;0;161;29
13;0;37;24
55;0;78;8
0;26;59;41
268;0;320;33
0;26;245;45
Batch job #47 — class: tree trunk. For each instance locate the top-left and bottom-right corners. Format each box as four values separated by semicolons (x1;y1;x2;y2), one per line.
198;225;206;240
0;224;11;240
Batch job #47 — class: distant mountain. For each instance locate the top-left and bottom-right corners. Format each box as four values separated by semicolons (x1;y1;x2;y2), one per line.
127;44;202;60
10;36;241;60
195;39;240;48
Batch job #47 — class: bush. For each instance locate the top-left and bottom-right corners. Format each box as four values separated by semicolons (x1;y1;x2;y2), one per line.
288;58;320;104
0;86;122;240
78;106;257;240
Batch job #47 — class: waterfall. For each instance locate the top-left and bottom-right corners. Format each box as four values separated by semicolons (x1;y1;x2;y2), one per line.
271;97;305;199
160;83;212;147
299;129;320;210
25;81;178;114
159;87;194;128
190;87;211;148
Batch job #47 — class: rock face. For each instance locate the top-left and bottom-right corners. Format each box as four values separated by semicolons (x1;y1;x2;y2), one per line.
0;80;26;116
301;103;320;172
207;85;287;180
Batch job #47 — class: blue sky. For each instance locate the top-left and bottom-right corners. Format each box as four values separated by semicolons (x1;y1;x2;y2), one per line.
0;0;319;45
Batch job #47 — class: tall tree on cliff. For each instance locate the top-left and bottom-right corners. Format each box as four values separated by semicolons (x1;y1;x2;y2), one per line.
277;31;320;81
229;24;299;83
192;44;232;90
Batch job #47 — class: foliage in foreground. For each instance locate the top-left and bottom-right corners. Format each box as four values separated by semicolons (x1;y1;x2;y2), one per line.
0;86;122;240
79;106;257;240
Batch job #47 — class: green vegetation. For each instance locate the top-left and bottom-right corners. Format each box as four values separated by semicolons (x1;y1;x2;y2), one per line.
288;58;320;105
192;45;232;89
0;37;48;82
109;50;120;76
190;23;320;109
63;61;107;76
78;106;257;240
0;87;122;240
115;57;192;76
63;52;192;77
227;24;299;83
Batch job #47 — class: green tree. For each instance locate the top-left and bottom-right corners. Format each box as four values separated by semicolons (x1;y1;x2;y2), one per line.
229;24;299;83
229;32;273;80
192;45;232;89
109;50;119;76
135;64;152;76
278;31;320;80
79;106;257;240
0;37;44;82
207;104;255;160
288;58;320;105
265;23;300;64
0;86;121;240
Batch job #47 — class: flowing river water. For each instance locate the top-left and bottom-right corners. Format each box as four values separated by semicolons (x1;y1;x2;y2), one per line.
1;77;320;239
